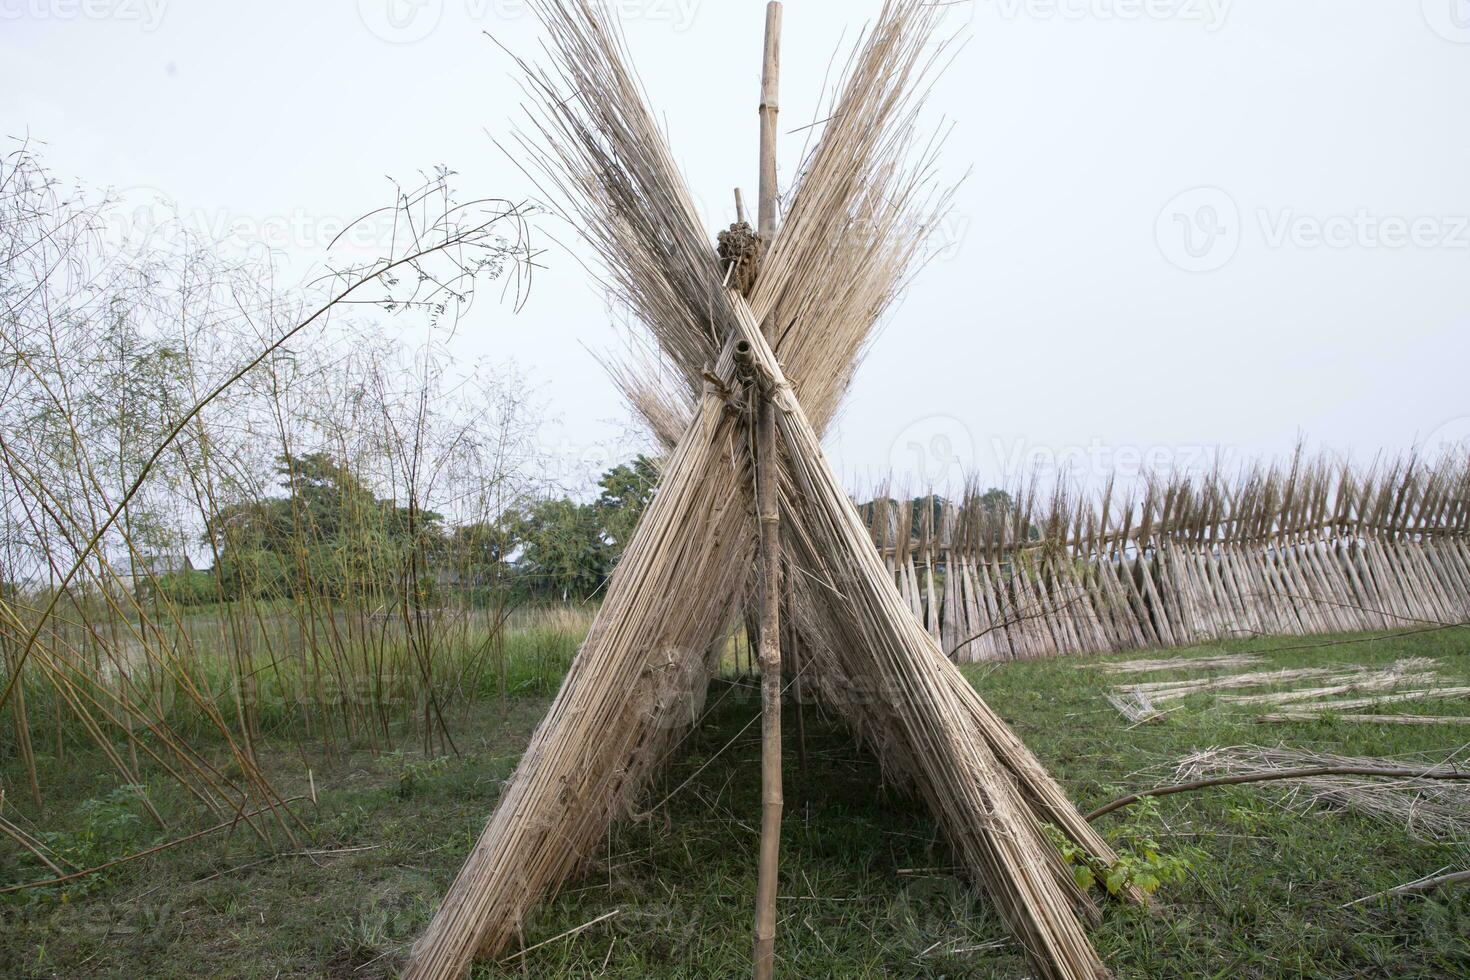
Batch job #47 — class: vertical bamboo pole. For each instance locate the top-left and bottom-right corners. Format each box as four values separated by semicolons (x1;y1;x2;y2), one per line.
784;605;807;773
1;621;41;809
757;2;782;247
752;5;783;979
752;393;783;980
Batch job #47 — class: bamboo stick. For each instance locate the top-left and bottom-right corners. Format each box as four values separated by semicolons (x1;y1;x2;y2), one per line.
752;391;783;980
757;1;782;247
752;11;784;973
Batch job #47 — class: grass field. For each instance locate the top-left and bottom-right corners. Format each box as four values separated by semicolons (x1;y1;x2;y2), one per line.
2;627;1468;978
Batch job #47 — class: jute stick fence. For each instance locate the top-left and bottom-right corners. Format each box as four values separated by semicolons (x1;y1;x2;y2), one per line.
869;452;1470;663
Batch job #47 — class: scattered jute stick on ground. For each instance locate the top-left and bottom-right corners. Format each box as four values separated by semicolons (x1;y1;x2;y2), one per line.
1274;687;1470;714
1343;869;1470;907
1222;660;1440;706
0;813;69;876
0;796;308;895
1257;713;1470;726
497;909;622;964
1089;654;1266;675
1169;747;1470;842
1106;665;1388;719
1122;666;1344;698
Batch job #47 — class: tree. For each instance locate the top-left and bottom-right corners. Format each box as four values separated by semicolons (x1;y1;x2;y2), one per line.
206;452;442;598
512;498;610;602
910;494;948;532
595;455;659;556
441;518;518;603
974;489;1014;523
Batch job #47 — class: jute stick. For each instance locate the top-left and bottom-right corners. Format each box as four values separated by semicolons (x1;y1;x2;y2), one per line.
1345;869;1470;905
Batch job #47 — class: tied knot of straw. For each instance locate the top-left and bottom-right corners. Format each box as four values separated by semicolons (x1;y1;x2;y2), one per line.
717;221;763;297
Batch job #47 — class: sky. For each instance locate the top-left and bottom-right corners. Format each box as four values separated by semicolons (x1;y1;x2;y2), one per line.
4;0;1468;497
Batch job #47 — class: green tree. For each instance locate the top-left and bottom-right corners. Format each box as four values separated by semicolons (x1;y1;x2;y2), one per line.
910;494;948;531
442;518;518;604
207;452;441;598
595;455;659;556
512;498;610;601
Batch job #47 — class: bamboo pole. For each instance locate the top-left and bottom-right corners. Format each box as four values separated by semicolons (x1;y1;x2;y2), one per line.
757;2;782;246
1;625;41;808
752;392;783;980
752;7;783;977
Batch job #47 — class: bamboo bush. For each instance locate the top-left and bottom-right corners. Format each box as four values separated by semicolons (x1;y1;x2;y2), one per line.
0;141;538;832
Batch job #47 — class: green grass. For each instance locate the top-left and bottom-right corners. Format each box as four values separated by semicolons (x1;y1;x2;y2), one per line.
2;629;1468;978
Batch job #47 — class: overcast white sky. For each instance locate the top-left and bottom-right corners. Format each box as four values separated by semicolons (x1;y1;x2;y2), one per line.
4;0;1468;496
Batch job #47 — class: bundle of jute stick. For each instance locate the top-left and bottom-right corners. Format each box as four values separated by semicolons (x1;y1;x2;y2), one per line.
1220;658;1438;706
405;3;1131;978
1107;658;1444;721
1176;746;1470;842
1089;654;1267;675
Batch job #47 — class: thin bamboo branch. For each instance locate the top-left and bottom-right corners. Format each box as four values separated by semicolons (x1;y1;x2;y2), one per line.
1085;768;1470;822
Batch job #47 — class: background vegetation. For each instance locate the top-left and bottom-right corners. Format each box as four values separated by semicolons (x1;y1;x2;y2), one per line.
0;143;653;823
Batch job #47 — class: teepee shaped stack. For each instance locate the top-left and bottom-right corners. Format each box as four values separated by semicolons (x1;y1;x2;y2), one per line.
407;3;1136;978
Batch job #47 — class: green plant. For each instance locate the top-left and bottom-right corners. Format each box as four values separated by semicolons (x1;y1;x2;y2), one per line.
336;900;393;959
397;755;452;799
16;785;151;903
1046;797;1196;898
